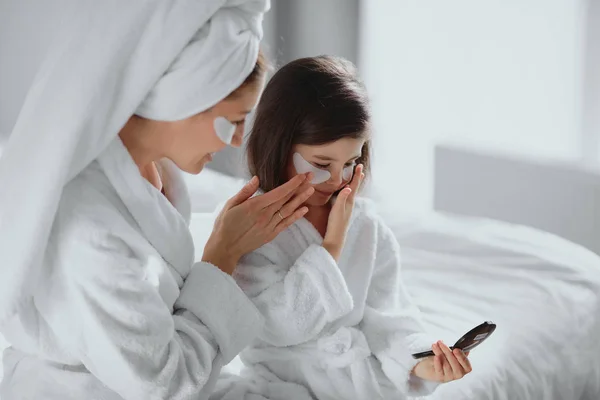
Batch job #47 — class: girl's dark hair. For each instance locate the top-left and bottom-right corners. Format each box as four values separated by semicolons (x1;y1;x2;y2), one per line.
246;55;371;192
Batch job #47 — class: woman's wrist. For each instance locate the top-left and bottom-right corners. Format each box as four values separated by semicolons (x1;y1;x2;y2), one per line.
201;247;240;275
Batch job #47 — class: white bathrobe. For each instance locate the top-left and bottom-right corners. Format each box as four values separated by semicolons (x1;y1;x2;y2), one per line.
0;138;262;400
212;199;439;400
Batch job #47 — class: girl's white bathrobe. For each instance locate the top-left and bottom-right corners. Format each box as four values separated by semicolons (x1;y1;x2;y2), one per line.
0;138;262;400
213;199;439;400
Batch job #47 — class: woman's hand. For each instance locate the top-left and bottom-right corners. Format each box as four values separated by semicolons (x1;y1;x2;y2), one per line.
322;164;365;260
412;341;472;383
202;173;315;274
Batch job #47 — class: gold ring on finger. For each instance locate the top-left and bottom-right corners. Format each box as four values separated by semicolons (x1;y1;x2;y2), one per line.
277;210;284;220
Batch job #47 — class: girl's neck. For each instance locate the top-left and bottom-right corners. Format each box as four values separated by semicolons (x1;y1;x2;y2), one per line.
304;203;331;238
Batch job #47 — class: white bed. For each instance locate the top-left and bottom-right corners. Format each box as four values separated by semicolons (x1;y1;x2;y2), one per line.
2;168;599;400
187;169;600;400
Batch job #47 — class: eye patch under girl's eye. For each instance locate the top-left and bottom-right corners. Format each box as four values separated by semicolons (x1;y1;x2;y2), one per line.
293;153;332;184
342;162;356;181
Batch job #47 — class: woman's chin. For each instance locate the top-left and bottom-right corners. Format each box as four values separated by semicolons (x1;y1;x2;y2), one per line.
183;154;213;175
182;163;204;175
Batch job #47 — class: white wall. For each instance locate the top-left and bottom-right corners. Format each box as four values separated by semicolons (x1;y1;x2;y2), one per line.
284;0;359;65
359;0;586;211
434;144;600;254
582;0;600;166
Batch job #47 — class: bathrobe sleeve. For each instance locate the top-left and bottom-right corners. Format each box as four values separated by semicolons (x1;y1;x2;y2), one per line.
45;229;262;400
234;244;354;347
359;220;440;397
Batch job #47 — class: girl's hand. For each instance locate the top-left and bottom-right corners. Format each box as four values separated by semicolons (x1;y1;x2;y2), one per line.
202;173;315;274
322;164;365;260
412;341;472;383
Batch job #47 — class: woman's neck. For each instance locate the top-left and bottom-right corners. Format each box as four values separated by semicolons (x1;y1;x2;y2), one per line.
119;116;165;190
141;162;163;191
304;203;331;238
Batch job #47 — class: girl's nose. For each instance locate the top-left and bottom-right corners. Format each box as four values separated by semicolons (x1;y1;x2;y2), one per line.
327;167;344;185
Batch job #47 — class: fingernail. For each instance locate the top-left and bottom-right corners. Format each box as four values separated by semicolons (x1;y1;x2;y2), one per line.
301;207;309;214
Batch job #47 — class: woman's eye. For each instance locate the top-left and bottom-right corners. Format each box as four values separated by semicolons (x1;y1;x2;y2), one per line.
314;163;329;169
344;163;354;167
234;120;245;126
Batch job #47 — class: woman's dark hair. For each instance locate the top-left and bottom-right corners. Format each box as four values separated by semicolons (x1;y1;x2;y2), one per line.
246;55;371;192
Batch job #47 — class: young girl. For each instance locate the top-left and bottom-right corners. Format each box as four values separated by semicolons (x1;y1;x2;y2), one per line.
213;56;472;400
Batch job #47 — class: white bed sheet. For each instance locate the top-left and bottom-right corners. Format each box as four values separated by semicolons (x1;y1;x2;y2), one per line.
380;207;600;400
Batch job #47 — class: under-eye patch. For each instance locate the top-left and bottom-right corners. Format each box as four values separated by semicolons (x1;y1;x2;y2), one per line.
213;117;236;145
293;153;332;184
342;163;356;181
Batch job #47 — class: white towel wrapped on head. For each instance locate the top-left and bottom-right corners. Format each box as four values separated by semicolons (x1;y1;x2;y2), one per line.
0;0;268;325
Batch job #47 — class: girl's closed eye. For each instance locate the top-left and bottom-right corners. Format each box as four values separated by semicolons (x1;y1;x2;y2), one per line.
314;163;330;169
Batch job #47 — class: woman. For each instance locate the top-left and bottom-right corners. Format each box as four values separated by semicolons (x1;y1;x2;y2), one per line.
0;1;312;399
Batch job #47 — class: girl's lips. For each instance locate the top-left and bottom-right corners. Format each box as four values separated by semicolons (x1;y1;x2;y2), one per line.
315;188;335;196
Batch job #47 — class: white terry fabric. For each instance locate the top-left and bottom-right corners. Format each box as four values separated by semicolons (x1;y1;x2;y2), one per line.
156;158;192;225
0;0;267;325
0;138;262;399
211;199;440;400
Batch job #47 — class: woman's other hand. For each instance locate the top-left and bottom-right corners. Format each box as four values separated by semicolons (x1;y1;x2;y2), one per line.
202;173;315;274
322;164;364;260
412;341;472;383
